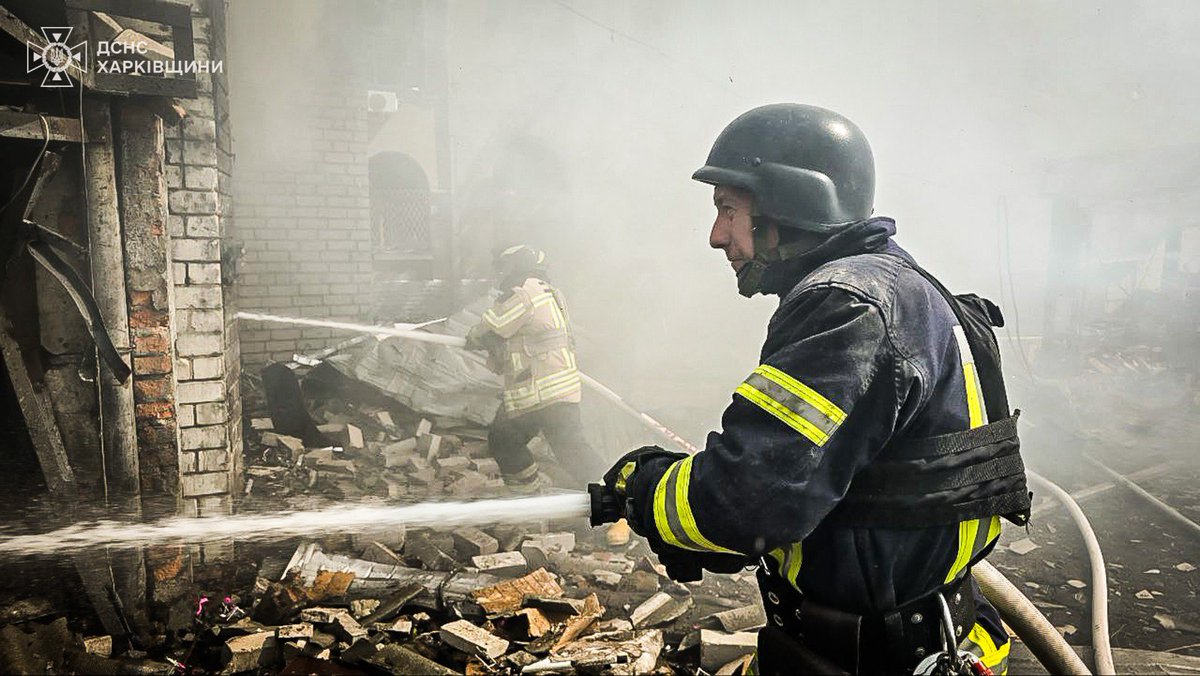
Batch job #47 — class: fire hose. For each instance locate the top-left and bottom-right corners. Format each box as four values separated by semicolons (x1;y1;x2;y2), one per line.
1026;470;1115;675
236;312;701;453
972;560;1091;675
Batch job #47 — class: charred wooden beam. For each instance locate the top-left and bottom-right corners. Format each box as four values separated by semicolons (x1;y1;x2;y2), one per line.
0;306;77;497
0;113;84;144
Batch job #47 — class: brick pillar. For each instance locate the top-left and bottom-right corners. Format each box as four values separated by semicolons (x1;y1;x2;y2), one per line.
118;101;181;514
162;0;241;517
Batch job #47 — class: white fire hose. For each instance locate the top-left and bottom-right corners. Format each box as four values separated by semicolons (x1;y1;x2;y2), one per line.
237;311;701;453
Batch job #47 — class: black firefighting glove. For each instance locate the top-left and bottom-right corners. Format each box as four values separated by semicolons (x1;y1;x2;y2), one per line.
464;324;504;372
463;323;489;351
602;446;751;582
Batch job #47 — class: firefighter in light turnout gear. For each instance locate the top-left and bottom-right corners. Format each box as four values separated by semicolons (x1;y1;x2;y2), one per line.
468;247;629;545
599;105;1031;675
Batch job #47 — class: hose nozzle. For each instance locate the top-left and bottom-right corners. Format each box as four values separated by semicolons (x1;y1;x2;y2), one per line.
587;483;623;527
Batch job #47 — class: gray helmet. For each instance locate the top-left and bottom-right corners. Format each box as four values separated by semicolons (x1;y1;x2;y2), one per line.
692;103;875;232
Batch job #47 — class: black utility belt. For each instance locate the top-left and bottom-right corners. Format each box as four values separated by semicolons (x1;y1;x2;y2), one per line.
756;565;976;674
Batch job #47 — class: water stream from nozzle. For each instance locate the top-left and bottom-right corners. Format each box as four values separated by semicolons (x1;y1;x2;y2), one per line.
0;493;592;558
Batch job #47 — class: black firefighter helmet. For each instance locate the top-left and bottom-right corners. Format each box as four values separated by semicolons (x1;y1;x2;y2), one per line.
692;103;875;233
494;244;547;287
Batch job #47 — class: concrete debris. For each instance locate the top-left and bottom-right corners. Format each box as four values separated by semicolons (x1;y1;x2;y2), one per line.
1177;562;1196;572
221;631;278;673
82;635;113;656
251;417;274;430
350;599;380;618
369;644;460;675
472;551;528;576
360;540;404;566
360;583;425;625
406;531;457;571
420;432;443;460
700;629;759;672
592;569;623;587
440;619;510;660
709;604;768;632
1008;538;1039;555
551;628;664;674
631;591;693;628
275;623;313;640
386;617;413;635
526;532;576;553
453;527;500;557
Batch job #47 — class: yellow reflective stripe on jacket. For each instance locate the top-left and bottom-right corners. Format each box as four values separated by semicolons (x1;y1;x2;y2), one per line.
960;622;1010;674
653;456;738;554
767;541;804;592
953;325;987;429
735;365;845;446
943;325;1001;583
502;361;581;413
944;510;1002;584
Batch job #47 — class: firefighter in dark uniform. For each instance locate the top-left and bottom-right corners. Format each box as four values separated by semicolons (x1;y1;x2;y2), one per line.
598;104;1031;675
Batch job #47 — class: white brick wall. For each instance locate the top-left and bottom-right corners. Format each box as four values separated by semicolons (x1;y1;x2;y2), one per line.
167;2;238;516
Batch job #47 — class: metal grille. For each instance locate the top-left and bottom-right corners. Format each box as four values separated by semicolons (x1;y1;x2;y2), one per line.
373;187;432;253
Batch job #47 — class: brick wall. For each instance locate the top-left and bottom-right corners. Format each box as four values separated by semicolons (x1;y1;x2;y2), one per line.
233;78;375;367
156;0;240;517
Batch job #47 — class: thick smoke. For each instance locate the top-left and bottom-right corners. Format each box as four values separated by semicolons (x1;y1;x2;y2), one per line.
230;0;1200;450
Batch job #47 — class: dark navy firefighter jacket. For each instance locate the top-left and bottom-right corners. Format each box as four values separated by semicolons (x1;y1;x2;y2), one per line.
624;218;1012;670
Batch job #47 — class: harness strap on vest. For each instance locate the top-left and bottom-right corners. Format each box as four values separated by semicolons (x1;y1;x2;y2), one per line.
888;413;1020;460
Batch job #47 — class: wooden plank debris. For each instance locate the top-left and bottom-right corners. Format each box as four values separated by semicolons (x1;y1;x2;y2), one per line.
472;568;563;616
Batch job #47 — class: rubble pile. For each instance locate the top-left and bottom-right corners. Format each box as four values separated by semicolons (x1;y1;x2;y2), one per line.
244;400;510;509
198;527;763;675
1;375;764;674
231;392;763;674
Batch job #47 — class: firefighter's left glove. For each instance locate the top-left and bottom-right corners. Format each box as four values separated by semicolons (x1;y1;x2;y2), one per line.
602;445;686;503
463;324;489;351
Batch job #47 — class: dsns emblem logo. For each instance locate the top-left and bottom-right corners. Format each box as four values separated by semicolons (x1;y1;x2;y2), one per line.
27;27;87;88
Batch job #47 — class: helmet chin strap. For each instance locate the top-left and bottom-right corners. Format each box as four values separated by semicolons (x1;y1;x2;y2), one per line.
735;218;809;298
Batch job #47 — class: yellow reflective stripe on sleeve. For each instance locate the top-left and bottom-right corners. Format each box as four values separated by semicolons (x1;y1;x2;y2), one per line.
734;365;846;446
756;364;847;424
735;383;828;445
484;301;528;329
652;457;738;554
